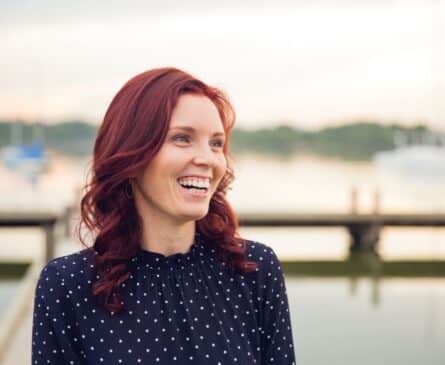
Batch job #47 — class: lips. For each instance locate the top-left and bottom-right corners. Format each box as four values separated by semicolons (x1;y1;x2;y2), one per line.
177;175;212;182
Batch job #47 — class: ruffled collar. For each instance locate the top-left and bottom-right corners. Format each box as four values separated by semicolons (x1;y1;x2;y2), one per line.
132;232;210;270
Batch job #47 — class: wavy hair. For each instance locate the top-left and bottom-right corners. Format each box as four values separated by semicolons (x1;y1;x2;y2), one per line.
76;67;257;314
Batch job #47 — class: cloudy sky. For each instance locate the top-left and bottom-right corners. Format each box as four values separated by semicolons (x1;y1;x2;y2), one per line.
1;0;444;130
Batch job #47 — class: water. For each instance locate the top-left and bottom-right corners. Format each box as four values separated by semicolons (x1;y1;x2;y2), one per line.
0;149;444;362
229;152;445;215
239;226;445;261
287;277;445;365
231;152;445;260
1;150;445;261
0;279;21;315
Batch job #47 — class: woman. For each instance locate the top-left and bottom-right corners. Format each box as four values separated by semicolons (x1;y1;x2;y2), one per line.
32;67;296;364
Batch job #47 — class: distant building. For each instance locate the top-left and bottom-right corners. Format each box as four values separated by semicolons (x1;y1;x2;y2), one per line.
393;128;445;147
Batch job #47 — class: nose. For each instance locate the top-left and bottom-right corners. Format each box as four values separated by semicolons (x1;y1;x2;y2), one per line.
192;142;219;167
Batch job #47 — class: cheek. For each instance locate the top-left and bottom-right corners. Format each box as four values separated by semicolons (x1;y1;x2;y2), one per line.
145;149;183;177
140;161;168;190
216;155;227;178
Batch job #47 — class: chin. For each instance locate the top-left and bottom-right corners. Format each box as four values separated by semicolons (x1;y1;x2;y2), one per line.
190;211;209;221
177;208;209;222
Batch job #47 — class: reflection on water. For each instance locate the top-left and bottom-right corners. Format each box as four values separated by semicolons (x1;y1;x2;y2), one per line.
0;279;21;315
287;277;445;365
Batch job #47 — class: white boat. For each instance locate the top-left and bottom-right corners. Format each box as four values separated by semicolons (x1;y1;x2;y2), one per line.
373;145;445;181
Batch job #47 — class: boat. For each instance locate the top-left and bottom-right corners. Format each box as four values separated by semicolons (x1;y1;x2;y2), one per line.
1;121;50;174
1;141;50;174
373;144;445;181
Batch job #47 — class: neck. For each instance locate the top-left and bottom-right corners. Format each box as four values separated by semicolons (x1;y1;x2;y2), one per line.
139;212;196;256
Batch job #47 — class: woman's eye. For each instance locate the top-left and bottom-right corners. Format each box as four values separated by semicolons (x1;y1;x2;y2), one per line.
172;135;224;148
211;139;224;148
173;134;190;143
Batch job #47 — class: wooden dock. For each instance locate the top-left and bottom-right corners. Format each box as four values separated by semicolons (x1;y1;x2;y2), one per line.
238;211;445;253
2;209;445;263
238;212;445;226
0;210;60;263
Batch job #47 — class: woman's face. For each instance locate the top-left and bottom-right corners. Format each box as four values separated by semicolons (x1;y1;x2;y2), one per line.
132;93;227;224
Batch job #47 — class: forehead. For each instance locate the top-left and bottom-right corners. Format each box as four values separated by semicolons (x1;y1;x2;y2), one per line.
169;94;225;133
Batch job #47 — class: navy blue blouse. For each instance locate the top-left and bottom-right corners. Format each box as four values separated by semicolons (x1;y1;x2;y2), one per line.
32;233;296;364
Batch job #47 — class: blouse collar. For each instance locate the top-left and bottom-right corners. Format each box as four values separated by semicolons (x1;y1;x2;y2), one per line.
132;231;210;270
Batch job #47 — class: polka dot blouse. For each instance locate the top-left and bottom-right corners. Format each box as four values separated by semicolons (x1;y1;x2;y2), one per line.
32;233;296;364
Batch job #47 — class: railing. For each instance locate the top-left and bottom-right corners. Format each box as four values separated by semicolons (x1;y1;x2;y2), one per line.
2;208;445;263
0;211;60;263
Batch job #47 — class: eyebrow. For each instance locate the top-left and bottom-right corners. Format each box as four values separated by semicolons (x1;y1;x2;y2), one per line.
169;126;225;137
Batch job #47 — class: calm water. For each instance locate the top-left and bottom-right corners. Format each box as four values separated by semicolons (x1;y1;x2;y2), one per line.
0;150;444;363
1;151;445;260
0;279;21;314
287;277;445;365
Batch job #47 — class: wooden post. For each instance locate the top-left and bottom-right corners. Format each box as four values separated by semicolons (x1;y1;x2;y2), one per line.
371;275;380;307
348;223;381;254
373;188;380;214
350;186;358;214
44;223;55;263
64;206;71;238
64;185;82;238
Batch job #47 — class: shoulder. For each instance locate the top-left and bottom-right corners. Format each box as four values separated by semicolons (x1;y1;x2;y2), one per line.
39;248;96;278
35;248;97;295
241;239;284;281
243;239;282;271
239;239;287;305
33;249;97;322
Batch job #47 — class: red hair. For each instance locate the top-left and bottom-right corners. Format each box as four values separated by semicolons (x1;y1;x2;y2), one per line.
76;67;257;314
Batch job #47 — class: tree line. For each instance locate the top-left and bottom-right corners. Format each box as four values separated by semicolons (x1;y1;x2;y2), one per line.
0;119;440;160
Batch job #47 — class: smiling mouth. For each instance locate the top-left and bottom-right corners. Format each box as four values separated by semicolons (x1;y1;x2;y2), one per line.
177;183;209;198
176;179;210;196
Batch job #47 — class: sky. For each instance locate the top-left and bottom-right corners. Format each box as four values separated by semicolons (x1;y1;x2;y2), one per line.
1;0;444;131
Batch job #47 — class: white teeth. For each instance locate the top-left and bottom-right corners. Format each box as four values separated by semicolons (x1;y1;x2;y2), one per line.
177;177;210;189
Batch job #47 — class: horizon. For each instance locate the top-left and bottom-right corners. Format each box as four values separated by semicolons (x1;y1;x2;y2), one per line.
0;118;441;134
